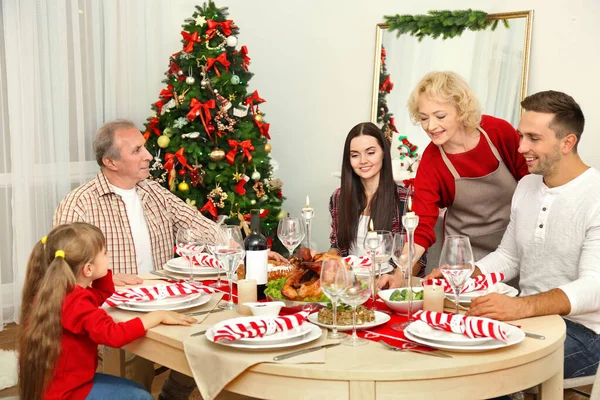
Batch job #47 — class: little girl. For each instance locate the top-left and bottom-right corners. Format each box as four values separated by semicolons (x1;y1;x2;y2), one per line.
19;222;197;400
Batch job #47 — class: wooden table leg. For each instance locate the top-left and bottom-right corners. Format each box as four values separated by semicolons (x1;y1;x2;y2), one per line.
103;346;126;377
538;359;564;400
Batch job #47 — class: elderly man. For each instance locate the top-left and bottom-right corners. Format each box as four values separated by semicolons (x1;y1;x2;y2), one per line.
431;90;600;380
54;119;264;399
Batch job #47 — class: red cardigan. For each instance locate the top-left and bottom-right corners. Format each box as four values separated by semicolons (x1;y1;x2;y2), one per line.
44;270;146;400
413;115;529;250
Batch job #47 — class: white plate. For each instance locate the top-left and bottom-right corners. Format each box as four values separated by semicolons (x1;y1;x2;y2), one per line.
307;310;391;331
210;316;313;345
206;322;322;350
164;264;226;276
406;320;492;346
126;292;203;309
446;283;519;304
404;321;525;352
354;264;394;276
116;293;211;312
166;257;227;273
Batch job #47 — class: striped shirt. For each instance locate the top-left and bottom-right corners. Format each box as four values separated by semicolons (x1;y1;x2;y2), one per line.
53;171;225;274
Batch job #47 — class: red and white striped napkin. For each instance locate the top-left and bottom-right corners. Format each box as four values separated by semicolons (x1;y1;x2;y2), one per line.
174;246;223;269
103;282;214;307
343;255;371;269
212;311;310;342
413;310;508;342
421;272;505;294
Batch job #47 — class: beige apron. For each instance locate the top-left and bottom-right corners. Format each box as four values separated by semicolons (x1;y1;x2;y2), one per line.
440;127;517;261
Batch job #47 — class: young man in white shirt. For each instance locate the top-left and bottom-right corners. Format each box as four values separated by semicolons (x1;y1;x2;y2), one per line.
430;90;600;379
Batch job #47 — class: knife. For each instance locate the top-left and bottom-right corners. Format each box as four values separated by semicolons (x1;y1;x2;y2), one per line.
273;342;341;361
406;348;453;358
524;332;545;340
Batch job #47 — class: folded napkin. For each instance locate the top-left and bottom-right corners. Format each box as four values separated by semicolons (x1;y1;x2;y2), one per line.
413;310;508;342
103;282;214;307
343;255;371;269
173;248;223;269
212;311;310;342
421;272;504;294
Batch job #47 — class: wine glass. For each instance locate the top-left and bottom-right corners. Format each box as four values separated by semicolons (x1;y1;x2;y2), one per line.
363;230;393;308
277;217;305;259
439;235;475;314
205;243;227;288
320;259;348;339
339;269;371;347
175;228;205;283
213;225;245;310
389;232;413;331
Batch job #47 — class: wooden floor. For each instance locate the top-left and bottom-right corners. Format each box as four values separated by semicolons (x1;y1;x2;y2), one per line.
0;322;593;399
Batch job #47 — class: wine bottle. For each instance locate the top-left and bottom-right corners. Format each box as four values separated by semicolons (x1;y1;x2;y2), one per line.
244;209;269;300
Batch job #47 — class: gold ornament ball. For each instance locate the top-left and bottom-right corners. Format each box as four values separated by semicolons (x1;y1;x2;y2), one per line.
157;135;170;148
264;143;271;153
254;113;263;123
209;148;226;162
178;182;189;192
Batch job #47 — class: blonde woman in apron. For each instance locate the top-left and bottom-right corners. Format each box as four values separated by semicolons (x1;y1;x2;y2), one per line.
378;71;528;289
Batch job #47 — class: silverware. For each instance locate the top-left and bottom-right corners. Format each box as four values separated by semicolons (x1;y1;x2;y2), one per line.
272;342;341;361
150;270;182;281
191;329;208;337
524;332;545;340
185;308;225;317
379;340;453;358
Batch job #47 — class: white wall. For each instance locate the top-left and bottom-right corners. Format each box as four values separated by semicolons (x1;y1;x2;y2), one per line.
136;0;600;251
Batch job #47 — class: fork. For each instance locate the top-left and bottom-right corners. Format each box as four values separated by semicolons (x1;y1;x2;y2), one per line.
379;340;452;358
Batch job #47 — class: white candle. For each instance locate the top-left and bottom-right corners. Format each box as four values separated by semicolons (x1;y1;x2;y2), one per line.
301;195;314;220
406;196;416;217
366;220;378;249
237;279;257;315
423;284;445;313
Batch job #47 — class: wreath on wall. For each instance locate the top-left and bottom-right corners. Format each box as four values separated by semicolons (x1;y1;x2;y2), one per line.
384;9;509;41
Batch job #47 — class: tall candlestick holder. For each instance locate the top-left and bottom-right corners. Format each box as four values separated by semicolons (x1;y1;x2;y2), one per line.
391;212;419;332
364;233;380;311
301;199;314;251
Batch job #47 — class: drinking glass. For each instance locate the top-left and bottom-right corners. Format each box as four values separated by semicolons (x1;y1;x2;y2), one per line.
213;225;245;310
205;243;227;288
339;269;371;347
175;228;204;283
277;217;305;259
389;232;413;331
320;259;348;339
363;230;393;308
439;235;475;314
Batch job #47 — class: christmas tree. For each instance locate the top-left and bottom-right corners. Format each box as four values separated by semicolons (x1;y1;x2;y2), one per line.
144;1;284;240
377;46;399;144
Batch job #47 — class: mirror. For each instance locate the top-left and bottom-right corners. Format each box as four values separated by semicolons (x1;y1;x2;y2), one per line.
370;11;533;171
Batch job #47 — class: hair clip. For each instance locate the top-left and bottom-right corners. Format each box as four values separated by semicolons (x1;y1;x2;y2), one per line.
55;250;65;259
41;236;47;245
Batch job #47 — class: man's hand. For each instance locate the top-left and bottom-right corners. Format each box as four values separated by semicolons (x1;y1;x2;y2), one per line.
113;273;143;286
377;270;405;289
468;293;525;321
268;251;289;264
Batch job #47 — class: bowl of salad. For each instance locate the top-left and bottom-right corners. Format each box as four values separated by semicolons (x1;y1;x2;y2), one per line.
378;287;424;314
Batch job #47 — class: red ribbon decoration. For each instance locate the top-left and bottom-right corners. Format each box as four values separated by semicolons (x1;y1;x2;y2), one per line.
244;90;266;107
255;120;271;140
163;148;191;171
206;53;231;77
181;31;201;53
226;139;254;165
143;118;160;141
380;75;394;93
389;117;399;133
205;19;235;39
240;45;251;71
155;100;165;115
168;62;185;82
159;85;174;99
403;178;415;189
200;199;218;218
186;98;216;137
381;47;387;64
243;209;270;221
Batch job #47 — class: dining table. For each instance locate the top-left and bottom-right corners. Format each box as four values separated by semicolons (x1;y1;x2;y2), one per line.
104;272;566;400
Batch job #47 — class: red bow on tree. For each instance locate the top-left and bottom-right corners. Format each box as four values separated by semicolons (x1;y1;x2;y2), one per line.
159;85;174;99
168;61;185;82
205;19;235;39
226;139;254;165
181;31;201;53
240;45;251;71
380;75;394;93
206;53;230;77
389;117;399;133
244;90;266;107
164;148;191;171
200;199;218;218
243;209;270;221
143;118;160;141
186;98;216;137
255;120;271;139
381;48;387;64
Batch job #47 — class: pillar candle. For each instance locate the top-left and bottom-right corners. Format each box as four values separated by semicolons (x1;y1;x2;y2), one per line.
237;279;257;315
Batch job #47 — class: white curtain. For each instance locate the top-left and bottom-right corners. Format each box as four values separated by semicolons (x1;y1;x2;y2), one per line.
0;0;190;329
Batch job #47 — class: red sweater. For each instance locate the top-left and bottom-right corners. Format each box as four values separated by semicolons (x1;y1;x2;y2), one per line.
413;115;529;250
44;270;146;400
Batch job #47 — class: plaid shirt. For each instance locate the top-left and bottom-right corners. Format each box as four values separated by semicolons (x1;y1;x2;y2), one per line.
329;184;426;277
53;172;225;274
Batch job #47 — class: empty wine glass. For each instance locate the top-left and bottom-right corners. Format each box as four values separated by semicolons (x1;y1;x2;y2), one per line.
214;225;245;310
439;235;475;314
175;228;205;283
277;217;305;259
389;232;413;331
320;258;348;339
205;243;227;288
339;269;371;347
363;230;393;308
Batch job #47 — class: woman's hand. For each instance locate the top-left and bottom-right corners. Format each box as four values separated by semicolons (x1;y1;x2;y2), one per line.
377;269;405;289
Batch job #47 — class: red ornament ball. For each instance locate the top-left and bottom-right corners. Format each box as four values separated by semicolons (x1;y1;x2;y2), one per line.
178;169;186;177
276;190;283;199
207;124;215;134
